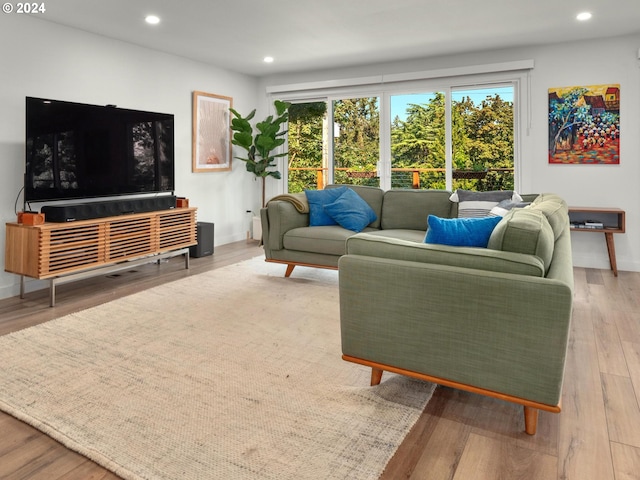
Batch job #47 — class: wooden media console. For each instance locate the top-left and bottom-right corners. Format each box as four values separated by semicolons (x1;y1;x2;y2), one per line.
5;207;197;306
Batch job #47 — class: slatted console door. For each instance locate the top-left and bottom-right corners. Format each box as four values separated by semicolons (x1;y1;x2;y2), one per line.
5;207;197;305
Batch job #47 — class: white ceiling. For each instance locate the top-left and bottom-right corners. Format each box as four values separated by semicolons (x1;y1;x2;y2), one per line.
37;0;640;76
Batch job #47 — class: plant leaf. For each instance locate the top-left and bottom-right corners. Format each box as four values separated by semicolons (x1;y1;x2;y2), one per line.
274;100;291;116
232;131;253;149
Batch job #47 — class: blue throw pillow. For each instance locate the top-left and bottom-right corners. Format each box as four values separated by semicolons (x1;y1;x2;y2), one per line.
305;187;348;226
425;215;501;248
323;188;377;232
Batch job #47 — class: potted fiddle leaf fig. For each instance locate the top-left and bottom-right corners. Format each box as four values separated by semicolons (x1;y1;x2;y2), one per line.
230;100;291;208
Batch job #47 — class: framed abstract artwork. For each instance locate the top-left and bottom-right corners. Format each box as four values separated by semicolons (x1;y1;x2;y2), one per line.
192;91;233;172
548;84;620;164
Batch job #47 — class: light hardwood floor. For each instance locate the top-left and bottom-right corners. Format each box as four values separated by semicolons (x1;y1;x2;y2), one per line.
1;241;639;480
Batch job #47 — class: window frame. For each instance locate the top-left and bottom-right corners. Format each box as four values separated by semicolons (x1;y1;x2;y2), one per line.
274;64;531;192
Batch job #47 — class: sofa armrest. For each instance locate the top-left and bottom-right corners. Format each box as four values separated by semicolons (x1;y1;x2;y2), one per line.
346;233;546;277
338;255;573;406
262;201;310;252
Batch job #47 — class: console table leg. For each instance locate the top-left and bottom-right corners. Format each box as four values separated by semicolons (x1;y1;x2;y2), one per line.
605;232;618;277
20;275;25;299
49;279;56;307
185;251;190;269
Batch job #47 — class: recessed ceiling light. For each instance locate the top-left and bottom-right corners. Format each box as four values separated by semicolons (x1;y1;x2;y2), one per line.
263;56;274;64
576;12;592;21
145;15;161;25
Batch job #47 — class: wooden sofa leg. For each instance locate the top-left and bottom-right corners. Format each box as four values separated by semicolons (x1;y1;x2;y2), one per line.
284;264;295;277
371;368;383;386
524;406;539;435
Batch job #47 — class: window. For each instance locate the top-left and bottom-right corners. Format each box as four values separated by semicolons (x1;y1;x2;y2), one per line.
287;97;381;191
390;92;446;189
279;62;527;193
332;97;380;188
451;86;514;191
287;102;326;193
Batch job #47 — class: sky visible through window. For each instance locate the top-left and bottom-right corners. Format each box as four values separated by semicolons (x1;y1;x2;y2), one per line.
391;86;513;121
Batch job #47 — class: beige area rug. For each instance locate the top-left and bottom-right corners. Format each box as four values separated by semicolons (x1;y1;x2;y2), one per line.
0;257;434;480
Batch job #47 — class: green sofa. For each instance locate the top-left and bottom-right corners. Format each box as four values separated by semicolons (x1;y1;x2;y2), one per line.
261;186;573;434
339;192;573;435
260;185;460;276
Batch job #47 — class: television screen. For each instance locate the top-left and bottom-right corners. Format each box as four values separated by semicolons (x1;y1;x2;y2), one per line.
25;97;175;203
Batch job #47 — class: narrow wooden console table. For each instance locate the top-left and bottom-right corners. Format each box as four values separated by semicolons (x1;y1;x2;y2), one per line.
5;207;197;306
568;207;625;276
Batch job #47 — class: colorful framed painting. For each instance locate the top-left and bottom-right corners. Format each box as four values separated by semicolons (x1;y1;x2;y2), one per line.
548;84;620;164
192;91;233;172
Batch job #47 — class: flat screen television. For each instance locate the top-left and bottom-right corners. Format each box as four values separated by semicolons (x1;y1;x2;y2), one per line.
25;96;175;203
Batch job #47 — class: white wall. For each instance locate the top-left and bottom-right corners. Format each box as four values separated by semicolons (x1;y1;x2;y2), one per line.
0;15;260;300
259;33;640;273
1;16;638;301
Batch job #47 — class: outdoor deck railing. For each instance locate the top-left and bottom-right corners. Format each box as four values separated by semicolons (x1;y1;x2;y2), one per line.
288;167;514;190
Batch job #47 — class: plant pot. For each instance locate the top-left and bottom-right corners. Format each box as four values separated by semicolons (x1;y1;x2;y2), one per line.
252;216;262;241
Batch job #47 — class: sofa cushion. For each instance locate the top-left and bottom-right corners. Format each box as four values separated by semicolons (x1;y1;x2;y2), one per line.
381;190;454;230
532;193;566;205
451;189;522;218
528;193;568;240
488;208;555;272
323;188;377;232
363;229;427;243
425;215;501;248
283;225;357;256
305;187;348;226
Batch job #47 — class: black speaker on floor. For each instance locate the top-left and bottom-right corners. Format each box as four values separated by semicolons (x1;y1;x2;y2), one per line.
190;222;214;258
41;196;177;222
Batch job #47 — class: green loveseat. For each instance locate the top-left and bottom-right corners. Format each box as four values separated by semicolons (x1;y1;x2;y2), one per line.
339;192;573;435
